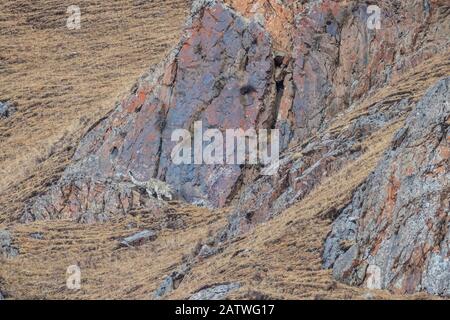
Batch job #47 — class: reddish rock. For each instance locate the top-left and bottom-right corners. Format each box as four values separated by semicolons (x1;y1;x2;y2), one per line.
324;78;449;296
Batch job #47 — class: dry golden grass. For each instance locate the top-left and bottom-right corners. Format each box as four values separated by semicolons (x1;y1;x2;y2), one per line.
168;121;412;300
0;0;191;223
329;52;450;134
1;203;228;299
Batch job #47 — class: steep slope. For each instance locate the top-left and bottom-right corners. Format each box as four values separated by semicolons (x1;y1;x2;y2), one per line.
22;0;450;219
1;62;446;299
168;57;449;300
1;0;449;299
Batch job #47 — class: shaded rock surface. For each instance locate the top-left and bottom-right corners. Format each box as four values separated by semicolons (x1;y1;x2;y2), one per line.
324;77;450;296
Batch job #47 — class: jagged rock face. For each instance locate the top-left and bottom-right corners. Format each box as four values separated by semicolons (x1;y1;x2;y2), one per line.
228;0;449;140
158;3;275;207
24;0;278;221
15;0;450;298
324;78;449;296
25;0;448;221
220;0;449;236
225;89;414;237
22;173;168;222
189;282;241;300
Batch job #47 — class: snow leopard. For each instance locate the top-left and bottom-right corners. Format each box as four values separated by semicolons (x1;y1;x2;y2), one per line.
128;171;173;201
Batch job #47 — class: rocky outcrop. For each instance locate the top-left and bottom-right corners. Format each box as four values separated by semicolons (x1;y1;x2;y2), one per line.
203;0;450;246
22;174;167;222
227;0;450;141
324;77;450;296
224;95;413;237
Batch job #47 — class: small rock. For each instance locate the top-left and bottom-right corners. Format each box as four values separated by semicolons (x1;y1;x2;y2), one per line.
192;199;210;208
119;230;157;247
332;245;365;286
153;266;189;299
29;232;44;240
126;222;137;229
189;283;241;300
0;101;16;118
0;230;19;258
